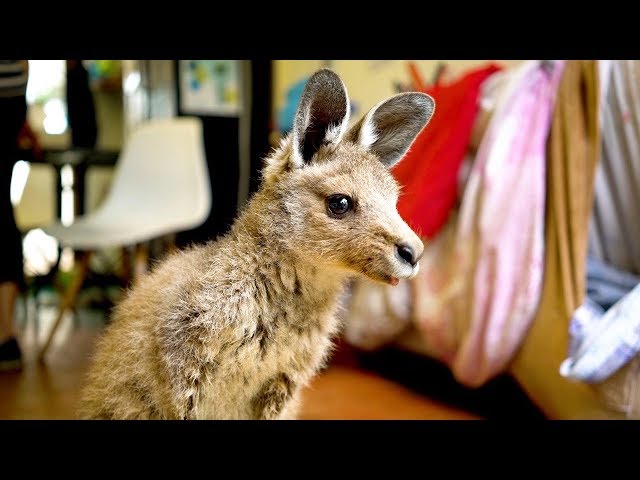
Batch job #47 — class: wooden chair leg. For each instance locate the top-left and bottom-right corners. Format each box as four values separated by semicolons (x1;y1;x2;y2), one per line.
38;250;92;363
119;246;132;285
133;243;149;280
163;234;178;257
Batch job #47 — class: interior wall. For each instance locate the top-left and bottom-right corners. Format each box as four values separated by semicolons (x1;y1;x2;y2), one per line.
272;60;523;130
92;90;124;151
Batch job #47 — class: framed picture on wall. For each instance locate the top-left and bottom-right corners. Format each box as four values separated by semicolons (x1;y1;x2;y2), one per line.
178;60;242;117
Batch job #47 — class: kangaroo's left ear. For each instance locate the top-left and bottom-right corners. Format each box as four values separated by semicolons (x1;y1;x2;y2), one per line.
291;69;351;168
345;92;435;169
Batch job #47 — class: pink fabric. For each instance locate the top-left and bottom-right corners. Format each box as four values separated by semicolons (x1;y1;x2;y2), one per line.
415;60;566;387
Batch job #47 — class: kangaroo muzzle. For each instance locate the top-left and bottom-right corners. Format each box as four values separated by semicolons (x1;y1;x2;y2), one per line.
385;217;424;284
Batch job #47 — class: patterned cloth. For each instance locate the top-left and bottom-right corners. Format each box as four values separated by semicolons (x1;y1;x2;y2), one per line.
560;282;640;383
414;60;566;387
508;60;604;419
560;61;640;389
392;63;502;239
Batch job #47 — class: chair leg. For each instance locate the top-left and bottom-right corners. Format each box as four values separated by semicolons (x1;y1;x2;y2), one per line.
119;246;133;285
133;243;149;280
38;250;92;363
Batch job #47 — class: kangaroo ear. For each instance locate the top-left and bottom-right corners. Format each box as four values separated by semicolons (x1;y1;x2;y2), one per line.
291;69;351;167
346;92;435;169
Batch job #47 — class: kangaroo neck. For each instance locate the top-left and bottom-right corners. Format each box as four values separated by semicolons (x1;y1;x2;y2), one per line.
229;189;348;309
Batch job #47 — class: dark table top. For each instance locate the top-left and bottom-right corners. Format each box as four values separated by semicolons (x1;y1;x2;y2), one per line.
17;147;119;168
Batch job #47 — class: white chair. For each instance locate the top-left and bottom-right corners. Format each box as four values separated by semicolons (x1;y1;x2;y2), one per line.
39;116;211;361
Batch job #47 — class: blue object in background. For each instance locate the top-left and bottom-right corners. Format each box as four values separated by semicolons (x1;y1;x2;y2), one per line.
586;256;640;310
278;77;308;133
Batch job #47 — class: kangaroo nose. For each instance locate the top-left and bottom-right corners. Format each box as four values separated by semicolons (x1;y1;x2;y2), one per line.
395;243;418;267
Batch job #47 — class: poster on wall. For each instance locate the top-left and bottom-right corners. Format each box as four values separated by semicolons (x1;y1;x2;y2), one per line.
178;60;242;116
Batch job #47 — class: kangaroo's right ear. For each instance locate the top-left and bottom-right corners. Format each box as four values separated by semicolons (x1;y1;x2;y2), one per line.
290;69;351;168
345;92;435;169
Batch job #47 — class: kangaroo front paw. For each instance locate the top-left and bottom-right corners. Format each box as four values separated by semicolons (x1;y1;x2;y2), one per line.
253;373;295;420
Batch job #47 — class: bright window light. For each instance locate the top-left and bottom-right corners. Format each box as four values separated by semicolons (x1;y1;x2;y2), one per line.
22;228;59;277
43;98;68;134
10;160;30;206
60;164;75;227
26;60;66;105
124;71;141;94
26;60;68;136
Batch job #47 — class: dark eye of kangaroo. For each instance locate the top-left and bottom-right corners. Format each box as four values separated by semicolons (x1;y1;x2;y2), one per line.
326;194;353;218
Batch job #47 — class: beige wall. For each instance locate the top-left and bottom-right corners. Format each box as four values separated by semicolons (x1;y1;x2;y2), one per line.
93;90;124;151
272;60;523;129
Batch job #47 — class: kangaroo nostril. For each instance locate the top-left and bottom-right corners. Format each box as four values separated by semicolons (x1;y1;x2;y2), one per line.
395;243;416;267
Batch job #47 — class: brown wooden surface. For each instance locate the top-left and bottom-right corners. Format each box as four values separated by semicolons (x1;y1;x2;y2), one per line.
0;307;478;420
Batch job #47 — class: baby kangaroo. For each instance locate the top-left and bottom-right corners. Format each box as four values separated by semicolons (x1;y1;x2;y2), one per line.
77;69;435;419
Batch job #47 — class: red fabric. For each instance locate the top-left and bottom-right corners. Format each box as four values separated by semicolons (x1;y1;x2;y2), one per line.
392;63;503;238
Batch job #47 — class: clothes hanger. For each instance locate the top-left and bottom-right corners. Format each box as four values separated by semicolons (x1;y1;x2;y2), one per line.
407;62;427;91
431;61;448;85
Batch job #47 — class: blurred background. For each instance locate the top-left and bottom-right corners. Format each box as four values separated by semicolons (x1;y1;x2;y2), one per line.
2;59;638;420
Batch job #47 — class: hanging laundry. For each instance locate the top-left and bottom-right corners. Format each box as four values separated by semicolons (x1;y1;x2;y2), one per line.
560;281;640;384
414;60;566;388
556;255;639;379
343;63;502;351
588;61;640;275
392;63;502;239
559;61;640;418
510;61;603;419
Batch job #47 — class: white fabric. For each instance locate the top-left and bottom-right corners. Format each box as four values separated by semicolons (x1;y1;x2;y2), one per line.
560;282;640;383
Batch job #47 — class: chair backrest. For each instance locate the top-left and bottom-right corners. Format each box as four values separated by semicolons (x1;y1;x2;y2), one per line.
92;116;211;236
13;162;57;232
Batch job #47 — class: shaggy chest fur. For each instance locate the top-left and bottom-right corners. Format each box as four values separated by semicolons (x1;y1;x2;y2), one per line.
78;229;346;420
191;246;344;419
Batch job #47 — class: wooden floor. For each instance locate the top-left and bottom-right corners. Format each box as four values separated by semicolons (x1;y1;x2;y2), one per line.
0;301;478;420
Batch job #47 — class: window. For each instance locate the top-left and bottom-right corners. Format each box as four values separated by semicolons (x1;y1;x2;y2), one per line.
26;60;68;136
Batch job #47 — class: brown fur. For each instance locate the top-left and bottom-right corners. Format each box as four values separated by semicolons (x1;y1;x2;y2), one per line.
77;69;434;419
